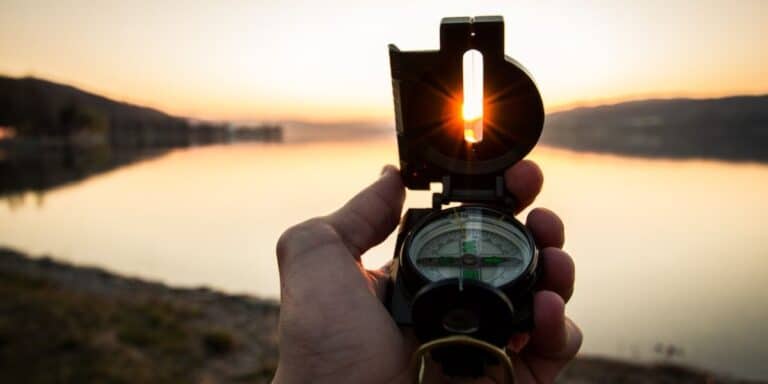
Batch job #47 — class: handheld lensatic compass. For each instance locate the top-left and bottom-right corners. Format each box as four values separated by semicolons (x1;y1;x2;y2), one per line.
386;16;544;382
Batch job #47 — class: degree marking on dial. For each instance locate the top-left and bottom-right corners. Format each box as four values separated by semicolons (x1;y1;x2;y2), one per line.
416;256;520;267
451;209;467;290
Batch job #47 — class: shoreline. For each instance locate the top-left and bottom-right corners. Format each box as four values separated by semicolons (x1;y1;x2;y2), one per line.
0;247;762;383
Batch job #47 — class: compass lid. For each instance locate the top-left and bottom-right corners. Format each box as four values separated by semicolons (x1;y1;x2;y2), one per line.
389;16;544;191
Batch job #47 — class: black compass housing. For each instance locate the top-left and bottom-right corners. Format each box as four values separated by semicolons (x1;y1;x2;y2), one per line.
385;16;545;378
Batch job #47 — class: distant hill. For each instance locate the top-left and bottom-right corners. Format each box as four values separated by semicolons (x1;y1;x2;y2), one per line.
0;76;177;125
542;95;768;162
0;76;280;197
0;76;195;147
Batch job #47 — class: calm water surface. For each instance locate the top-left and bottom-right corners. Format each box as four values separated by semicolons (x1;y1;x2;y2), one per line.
1;137;767;380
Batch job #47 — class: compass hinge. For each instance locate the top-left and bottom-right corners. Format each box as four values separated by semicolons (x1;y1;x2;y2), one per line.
432;175;517;210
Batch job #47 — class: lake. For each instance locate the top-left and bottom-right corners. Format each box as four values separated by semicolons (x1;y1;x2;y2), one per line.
1;135;767;380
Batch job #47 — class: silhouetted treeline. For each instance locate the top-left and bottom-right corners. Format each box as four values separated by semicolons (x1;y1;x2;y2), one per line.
0;76;282;148
541;95;768;162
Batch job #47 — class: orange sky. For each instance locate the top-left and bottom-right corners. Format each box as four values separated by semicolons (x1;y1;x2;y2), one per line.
1;0;767;122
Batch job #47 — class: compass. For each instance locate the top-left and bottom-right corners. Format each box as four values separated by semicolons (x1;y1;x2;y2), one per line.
385;15;544;378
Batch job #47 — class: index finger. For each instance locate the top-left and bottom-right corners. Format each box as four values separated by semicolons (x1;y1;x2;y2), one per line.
504;159;543;213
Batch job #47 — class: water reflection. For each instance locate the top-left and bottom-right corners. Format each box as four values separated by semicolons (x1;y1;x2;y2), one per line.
0;125;283;205
0;142;164;208
0;138;767;380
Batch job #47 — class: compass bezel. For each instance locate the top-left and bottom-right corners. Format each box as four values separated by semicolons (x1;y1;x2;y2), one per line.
398;205;538;300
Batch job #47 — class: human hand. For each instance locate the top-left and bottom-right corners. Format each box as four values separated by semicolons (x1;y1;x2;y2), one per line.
273;161;581;384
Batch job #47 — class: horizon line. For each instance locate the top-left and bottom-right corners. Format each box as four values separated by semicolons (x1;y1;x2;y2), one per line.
5;73;768;126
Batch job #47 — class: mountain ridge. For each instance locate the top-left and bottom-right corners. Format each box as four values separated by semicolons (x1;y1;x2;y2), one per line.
2;75;177;119
541;94;768;162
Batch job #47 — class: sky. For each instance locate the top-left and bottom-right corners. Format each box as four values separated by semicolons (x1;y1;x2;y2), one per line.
1;0;767;123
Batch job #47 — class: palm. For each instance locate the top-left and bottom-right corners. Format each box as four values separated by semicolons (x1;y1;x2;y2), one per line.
276;224;412;383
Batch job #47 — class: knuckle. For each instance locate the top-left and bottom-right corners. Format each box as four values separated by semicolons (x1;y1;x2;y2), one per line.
276;220;312;260
275;218;336;264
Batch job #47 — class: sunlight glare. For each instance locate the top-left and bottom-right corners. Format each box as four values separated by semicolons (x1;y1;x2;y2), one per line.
462;49;483;143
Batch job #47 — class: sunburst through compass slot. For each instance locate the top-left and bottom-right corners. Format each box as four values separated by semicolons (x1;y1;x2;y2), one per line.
462;49;484;144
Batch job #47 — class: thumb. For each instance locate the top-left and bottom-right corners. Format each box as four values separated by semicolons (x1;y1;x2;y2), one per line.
275;165;404;293
325;165;405;259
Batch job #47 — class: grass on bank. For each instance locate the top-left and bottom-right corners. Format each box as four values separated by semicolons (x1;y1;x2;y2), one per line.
0;270;253;383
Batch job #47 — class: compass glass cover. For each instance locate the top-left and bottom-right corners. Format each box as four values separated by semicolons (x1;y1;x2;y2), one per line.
407;207;532;287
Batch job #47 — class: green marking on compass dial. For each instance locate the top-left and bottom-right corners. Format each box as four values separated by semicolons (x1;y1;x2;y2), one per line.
462;269;480;280
481;256;505;265
462;240;477;254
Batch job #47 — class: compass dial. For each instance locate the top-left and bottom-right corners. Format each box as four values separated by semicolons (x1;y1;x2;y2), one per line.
406;207;533;287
